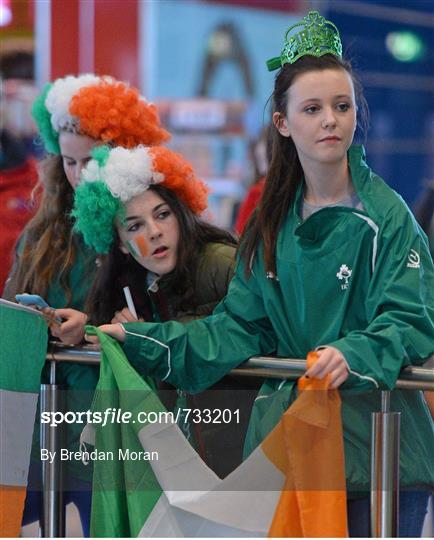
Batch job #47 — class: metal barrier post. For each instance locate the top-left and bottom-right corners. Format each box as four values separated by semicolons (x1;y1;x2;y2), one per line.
370;390;400;537
40;360;65;537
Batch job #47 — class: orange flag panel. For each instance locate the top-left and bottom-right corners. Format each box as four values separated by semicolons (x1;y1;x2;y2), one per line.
265;351;348;537
0;485;27;537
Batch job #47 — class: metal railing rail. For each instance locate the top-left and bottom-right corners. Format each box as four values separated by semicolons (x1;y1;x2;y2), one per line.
45;343;434;390
40;342;434;538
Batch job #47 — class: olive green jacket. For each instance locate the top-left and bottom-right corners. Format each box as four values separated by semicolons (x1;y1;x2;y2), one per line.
153;242;236;323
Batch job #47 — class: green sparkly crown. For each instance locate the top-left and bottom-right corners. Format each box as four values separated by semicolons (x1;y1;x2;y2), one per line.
266;11;342;71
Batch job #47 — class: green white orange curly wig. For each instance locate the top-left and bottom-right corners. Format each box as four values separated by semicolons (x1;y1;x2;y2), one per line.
72;145;209;254
32;74;170;154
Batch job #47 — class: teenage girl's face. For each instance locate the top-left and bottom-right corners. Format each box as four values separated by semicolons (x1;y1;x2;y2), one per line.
274;68;357;168
59;131;98;190
117;189;180;277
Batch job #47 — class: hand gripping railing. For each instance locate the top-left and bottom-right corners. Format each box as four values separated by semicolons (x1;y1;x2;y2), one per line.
40;342;434;538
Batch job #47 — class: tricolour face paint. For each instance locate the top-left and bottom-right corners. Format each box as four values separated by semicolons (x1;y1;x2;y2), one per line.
126;235;149;258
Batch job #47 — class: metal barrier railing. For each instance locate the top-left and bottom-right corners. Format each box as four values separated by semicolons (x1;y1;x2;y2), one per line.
40;342;434;538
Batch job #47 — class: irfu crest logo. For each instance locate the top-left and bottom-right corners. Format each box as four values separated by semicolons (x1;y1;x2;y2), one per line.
407;249;420;269
336;264;352;290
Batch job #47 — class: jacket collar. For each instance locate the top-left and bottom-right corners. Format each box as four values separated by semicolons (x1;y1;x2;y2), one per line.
347;145;371;194
293;144;372;217
291;145;373;239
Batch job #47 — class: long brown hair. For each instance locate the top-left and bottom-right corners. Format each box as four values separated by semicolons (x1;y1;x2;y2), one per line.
87;184;237;325
4;155;78;302
241;54;369;276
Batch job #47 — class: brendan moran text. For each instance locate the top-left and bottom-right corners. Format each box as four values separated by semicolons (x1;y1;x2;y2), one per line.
41;448;159;463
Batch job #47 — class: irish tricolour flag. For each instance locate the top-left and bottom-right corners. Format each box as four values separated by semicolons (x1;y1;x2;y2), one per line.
0;300;48;537
86;328;348;537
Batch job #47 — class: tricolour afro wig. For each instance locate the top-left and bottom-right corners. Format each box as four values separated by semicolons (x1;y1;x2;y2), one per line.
32;74;170;154
72;145;209;254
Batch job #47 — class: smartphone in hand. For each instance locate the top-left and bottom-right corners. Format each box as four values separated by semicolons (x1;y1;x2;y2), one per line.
15;294;61;325
15;293;50;310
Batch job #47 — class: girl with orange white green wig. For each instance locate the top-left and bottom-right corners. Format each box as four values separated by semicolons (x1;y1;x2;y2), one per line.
72;144;209;255
71;143;236;329
67;144;240;478
3;74;170;536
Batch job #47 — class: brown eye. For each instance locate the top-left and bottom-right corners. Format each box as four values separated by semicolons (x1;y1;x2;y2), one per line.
157;210;171;220
127;223;140;233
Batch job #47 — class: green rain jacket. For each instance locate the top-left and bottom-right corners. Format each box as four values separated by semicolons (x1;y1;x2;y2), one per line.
122;146;434;493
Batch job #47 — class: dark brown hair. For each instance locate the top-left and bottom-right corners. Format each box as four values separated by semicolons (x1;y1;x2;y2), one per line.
4;155;79;302
87;184;237;325
241;54;369;276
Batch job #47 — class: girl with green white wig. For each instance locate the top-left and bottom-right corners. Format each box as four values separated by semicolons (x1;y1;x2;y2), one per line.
59;143;248;477
68;142;234;325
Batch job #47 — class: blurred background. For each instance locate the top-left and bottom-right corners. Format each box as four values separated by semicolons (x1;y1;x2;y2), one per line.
1;0;433;229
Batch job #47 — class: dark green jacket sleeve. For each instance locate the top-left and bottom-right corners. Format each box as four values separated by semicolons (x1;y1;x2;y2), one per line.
329;208;434;391
122;257;278;393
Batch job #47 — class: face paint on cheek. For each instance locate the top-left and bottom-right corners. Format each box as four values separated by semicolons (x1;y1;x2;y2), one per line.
126;235;149;258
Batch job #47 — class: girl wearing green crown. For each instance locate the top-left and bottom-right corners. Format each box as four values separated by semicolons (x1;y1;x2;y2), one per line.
91;12;433;536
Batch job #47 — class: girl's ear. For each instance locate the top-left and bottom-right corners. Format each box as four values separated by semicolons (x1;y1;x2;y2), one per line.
273;111;290;138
